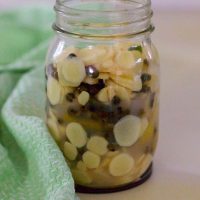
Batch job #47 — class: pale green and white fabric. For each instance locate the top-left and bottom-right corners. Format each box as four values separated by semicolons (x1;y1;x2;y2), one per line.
0;7;78;200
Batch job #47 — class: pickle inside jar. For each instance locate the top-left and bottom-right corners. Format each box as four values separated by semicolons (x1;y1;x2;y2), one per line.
46;42;158;188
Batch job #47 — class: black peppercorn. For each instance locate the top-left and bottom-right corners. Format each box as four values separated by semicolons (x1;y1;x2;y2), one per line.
57;118;64;124
141;73;151;82
85;65;99;78
68;53;77;58
112;96;121;105
108;143;117;152
80;106;86;111
66;93;75;102
68;108;78;115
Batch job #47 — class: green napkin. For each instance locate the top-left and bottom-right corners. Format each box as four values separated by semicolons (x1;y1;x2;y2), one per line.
0;7;78;200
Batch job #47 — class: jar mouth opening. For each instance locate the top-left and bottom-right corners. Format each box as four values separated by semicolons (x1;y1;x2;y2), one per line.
55;0;151;14
54;0;153;38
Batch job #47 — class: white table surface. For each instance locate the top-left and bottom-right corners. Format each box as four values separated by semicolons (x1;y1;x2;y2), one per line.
78;11;200;200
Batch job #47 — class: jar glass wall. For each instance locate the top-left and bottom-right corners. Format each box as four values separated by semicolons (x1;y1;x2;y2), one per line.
45;0;159;193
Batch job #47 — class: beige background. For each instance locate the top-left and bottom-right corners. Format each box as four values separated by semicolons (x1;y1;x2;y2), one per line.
1;0;200;10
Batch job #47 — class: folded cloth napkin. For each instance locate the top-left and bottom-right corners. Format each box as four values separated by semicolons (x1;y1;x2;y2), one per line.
0;7;78;200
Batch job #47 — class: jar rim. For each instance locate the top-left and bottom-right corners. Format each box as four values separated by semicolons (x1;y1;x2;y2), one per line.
55;0;151;14
54;0;153;38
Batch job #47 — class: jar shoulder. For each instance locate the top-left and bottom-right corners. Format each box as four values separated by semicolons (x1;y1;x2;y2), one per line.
45;35;160;67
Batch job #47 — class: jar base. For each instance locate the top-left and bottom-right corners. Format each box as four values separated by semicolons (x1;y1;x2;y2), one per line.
76;162;153;194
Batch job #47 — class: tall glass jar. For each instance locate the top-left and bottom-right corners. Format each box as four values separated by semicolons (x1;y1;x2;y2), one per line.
45;0;159;193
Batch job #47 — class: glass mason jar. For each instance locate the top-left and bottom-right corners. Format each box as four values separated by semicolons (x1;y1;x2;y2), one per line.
45;0;159;193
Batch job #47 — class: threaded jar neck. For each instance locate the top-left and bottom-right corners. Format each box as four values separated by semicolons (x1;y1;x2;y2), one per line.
54;0;153;38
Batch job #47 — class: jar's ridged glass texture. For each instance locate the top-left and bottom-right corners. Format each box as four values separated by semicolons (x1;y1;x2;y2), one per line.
45;0;159;192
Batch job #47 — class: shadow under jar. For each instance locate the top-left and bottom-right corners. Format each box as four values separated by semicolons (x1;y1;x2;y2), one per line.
45;0;160;194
